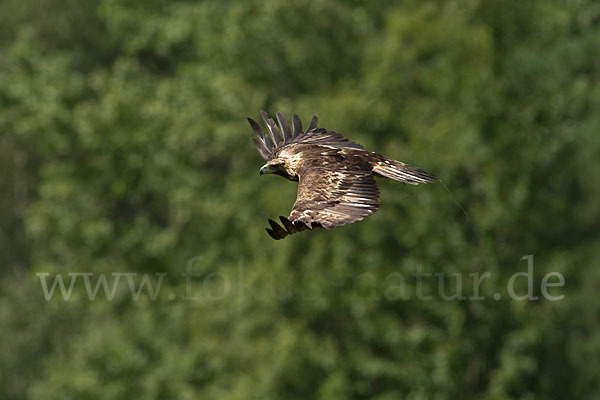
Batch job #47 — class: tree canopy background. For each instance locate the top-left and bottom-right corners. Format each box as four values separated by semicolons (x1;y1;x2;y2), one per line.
1;0;599;399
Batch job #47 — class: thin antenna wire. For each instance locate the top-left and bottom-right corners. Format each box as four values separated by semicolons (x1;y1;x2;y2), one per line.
402;182;415;202
438;177;469;223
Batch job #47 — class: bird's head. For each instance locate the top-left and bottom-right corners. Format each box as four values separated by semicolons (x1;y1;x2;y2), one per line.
259;159;286;177
260;158;301;181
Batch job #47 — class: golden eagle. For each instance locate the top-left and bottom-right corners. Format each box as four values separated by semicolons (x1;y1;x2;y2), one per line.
249;111;437;240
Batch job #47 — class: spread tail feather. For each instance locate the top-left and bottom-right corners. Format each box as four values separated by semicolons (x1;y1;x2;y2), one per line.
372;157;437;185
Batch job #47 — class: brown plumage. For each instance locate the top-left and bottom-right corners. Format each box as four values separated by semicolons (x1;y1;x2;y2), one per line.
249;111;437;240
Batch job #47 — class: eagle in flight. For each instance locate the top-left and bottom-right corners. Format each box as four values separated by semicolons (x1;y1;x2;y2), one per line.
249;111;437;240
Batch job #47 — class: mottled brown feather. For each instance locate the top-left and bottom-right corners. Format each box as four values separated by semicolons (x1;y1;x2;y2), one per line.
288;155;381;229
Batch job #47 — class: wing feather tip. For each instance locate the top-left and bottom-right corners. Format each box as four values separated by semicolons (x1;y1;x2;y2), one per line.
305;115;318;133
268;218;288;238
276;112;292;141
279;216;299;234
266;228;282;240
260;111;283;146
292;114;302;137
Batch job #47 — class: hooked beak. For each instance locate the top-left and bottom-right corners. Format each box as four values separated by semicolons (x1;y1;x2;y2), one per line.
259;164;271;176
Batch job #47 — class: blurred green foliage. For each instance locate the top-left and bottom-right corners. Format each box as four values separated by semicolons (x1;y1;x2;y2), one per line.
1;0;599;399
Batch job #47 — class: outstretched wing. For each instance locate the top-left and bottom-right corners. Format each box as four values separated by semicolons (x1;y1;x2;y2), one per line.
249;111;365;161
291;166;381;228
266;154;381;240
